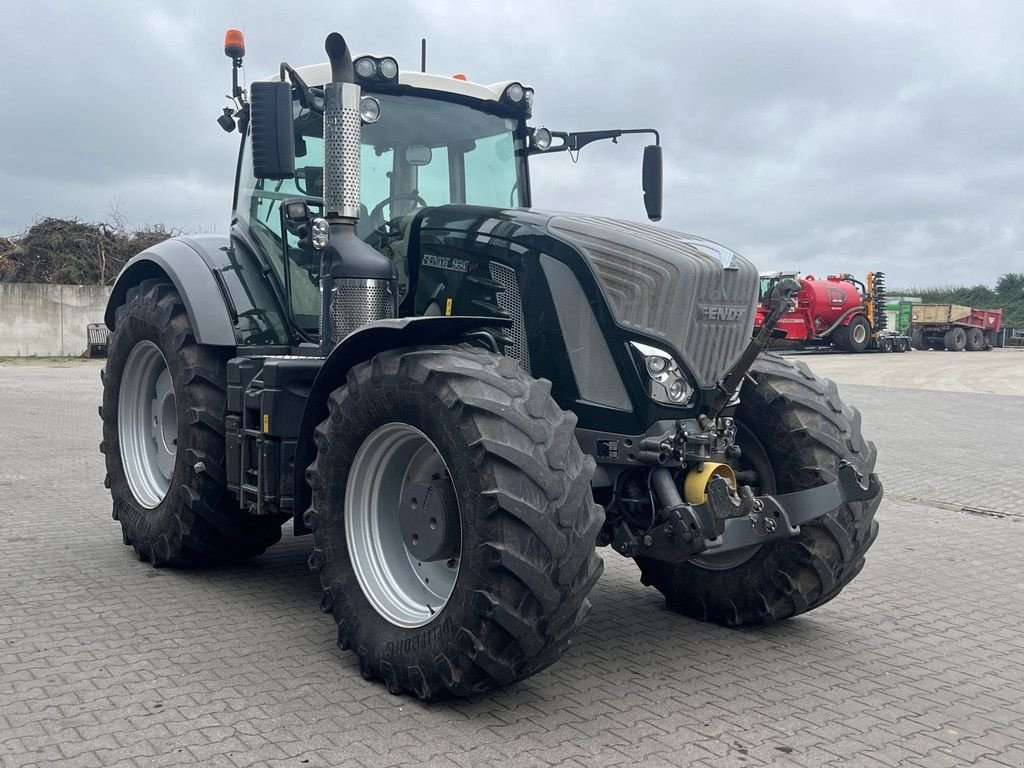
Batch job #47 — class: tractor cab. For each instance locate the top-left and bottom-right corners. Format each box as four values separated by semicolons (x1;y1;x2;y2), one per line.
758;270;801;305
226;53;662;347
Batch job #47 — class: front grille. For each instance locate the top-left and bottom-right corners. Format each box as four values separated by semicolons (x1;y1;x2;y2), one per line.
328;278;396;342
489;262;531;374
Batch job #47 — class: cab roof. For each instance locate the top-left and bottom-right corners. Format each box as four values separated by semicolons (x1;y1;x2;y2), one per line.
266;63;525;105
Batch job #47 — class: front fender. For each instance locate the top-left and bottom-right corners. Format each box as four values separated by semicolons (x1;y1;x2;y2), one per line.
105;236;237;347
292;315;513;532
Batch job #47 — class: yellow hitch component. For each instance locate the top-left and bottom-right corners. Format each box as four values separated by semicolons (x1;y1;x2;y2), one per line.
683;462;738;504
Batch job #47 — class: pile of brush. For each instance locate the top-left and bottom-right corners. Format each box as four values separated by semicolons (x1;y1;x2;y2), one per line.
0;217;172;285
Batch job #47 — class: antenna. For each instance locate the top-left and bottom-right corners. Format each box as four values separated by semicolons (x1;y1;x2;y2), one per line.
421;38;427;73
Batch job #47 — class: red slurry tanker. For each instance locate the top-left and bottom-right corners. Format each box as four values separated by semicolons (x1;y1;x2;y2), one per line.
755;271;910;353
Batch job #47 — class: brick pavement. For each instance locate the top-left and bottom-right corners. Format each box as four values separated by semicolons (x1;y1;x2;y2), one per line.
1;361;1022;768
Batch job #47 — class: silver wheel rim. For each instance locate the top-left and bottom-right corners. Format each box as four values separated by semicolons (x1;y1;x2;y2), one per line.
118;341;176;509
853;323;867;344
345;423;461;628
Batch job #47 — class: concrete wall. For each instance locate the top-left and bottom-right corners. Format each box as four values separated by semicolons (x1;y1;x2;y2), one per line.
0;283;112;357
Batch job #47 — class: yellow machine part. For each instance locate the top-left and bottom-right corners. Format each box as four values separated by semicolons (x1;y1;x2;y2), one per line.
683;462;738;504
865;271;876;329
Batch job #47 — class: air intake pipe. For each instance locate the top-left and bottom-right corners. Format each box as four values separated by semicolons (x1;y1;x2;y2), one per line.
319;32;397;354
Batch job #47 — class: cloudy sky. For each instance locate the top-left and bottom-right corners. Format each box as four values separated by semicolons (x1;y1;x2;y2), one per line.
2;0;1022;288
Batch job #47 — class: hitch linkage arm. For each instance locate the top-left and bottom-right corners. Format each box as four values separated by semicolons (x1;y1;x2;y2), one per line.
611;461;880;563
707;277;801;419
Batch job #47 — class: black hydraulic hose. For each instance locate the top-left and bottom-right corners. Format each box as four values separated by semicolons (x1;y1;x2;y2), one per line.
707;278;801;418
817;306;867;339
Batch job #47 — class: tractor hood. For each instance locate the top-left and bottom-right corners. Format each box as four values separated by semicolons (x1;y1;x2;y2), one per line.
411;205;760;411
542;214;760;389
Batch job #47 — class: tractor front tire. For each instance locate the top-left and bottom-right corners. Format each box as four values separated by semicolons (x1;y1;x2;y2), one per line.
636;353;881;626
306;346;604;700
965;327;985;351
100;279;285;566
944;327;967;351
910;329;926;350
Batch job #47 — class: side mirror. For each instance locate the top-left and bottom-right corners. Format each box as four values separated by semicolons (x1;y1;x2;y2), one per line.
249;81;295;179
405;145;433;166
642;144;663;222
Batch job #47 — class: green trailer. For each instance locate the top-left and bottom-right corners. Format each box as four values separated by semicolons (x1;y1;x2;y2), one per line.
884;296;921;334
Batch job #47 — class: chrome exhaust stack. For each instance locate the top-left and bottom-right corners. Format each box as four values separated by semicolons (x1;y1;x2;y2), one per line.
319;32;396;354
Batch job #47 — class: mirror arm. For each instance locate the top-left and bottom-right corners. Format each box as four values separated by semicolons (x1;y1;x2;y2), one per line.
279;62;321;113
535;128;660;155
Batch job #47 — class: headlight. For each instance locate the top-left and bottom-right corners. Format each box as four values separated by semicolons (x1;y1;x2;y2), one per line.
378;57;399;80
530;126;552;151
354;56;377;79
646;355;666;374
354;55;400;83
629;341;693;406
359;95;381;124
310;218;329;250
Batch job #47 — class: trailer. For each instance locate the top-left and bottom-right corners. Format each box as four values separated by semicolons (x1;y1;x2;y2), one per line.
909;304;1002;351
755;271;911;352
883;296;921;335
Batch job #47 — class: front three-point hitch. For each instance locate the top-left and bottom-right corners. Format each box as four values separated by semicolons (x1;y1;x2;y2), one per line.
612;461;880;563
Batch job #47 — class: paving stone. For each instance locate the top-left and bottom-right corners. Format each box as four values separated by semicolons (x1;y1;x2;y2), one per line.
1;361;1022;767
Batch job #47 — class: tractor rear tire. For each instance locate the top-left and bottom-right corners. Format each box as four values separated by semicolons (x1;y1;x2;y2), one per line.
965;327;985;351
100;279;285;566
635;353;881;626
910;329;926;350
305;345;604;700
944;327;967;351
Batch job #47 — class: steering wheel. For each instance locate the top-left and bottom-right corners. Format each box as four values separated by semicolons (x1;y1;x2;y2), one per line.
368;192;428;236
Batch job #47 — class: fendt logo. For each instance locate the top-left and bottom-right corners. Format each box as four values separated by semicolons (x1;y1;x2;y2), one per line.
699;305;746;322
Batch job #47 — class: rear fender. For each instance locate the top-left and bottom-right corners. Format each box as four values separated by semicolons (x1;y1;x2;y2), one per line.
292;315;512;533
105;236;237;347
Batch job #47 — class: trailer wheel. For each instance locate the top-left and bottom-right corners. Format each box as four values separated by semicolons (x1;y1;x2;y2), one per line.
636;353;880;626
880;337;893;353
910;329;926;350
101;279;285;566
834;314;871;352
965;327;985;351
944;327;967;351
305;345;604;700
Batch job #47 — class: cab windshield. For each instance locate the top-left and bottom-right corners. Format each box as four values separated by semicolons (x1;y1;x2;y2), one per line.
237;92;527;330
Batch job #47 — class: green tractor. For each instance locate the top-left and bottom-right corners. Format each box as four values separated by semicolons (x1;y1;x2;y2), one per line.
99;30;881;699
